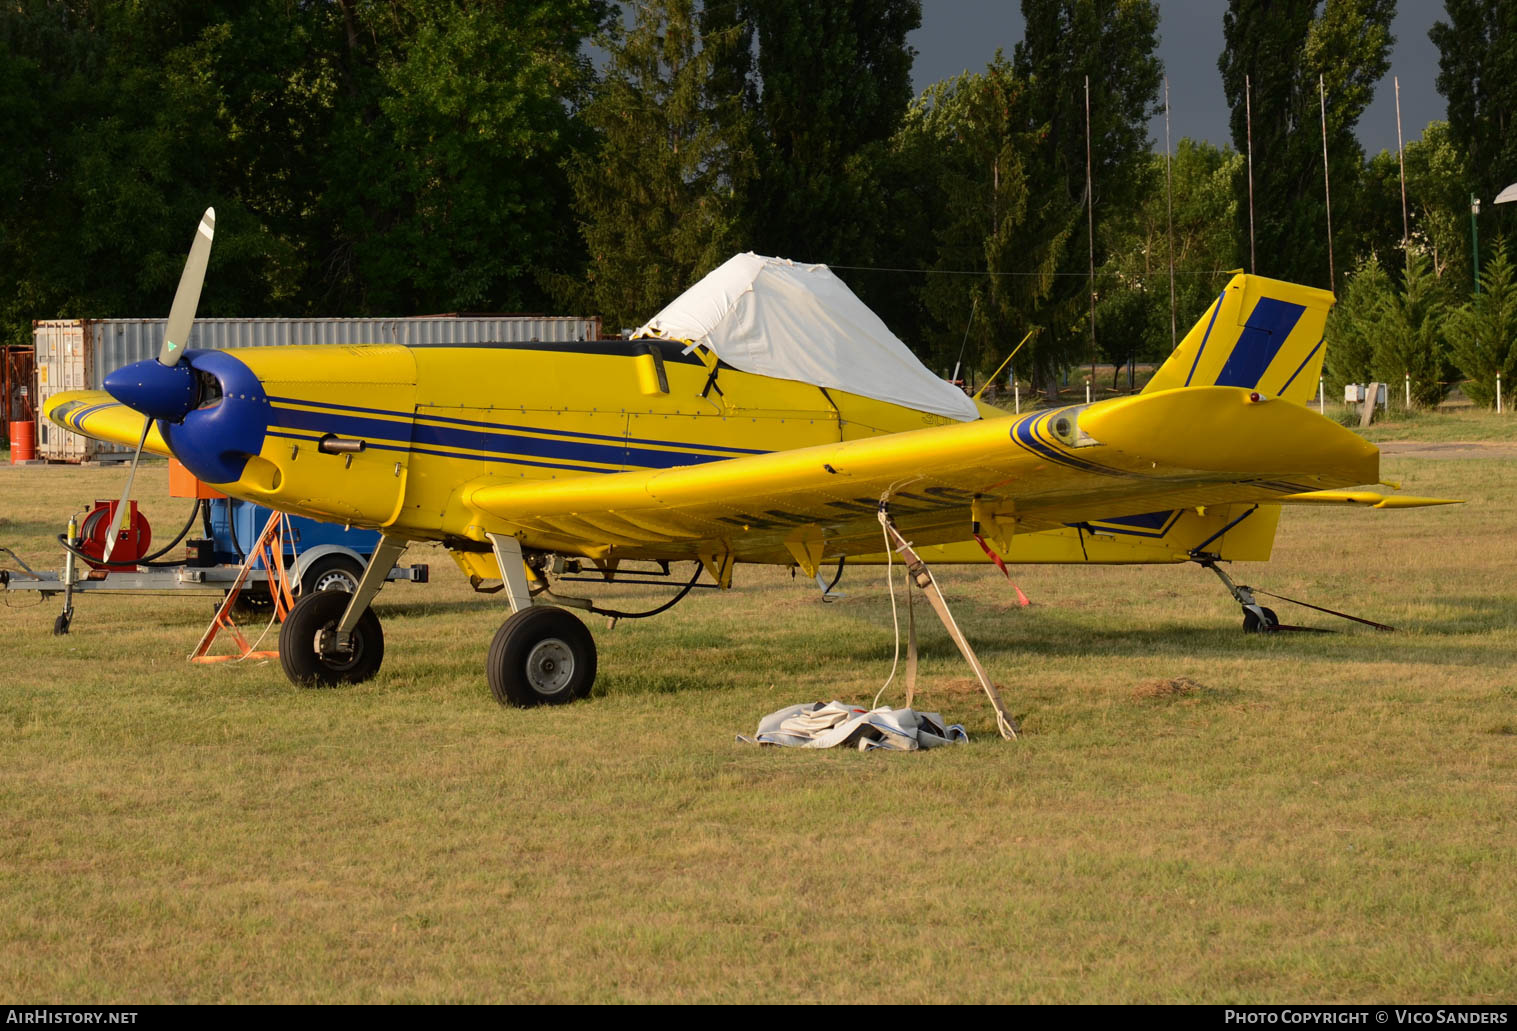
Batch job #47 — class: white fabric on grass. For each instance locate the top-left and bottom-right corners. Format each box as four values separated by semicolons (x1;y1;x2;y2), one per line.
738;701;968;751
632;253;980;422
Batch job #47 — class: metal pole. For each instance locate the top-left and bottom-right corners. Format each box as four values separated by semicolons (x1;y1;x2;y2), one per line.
1246;74;1256;274
1472;195;1481;294
1319;376;1324;413
1497;372;1502;414
1085;75;1096;386
1165;76;1176;349
1320;75;1335;292
1395;76;1409;249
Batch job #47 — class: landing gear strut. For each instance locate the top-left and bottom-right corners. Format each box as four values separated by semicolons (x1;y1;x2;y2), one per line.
1196;558;1278;633
278;535;406;686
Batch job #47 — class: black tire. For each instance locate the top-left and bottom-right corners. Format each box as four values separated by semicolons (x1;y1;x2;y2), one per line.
1243;606;1279;633
487;606;596;708
278;589;384;687
300;554;365;596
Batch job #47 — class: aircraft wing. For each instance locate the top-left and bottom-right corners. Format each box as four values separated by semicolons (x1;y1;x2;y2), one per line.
465;386;1385;567
45;391;171;457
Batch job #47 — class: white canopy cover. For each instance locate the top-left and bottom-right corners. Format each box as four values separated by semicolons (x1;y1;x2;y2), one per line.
632;253;980;421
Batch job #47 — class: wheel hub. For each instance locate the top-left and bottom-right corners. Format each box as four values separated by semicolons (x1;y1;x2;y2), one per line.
526;638;574;696
315;624;363;669
312;570;357;593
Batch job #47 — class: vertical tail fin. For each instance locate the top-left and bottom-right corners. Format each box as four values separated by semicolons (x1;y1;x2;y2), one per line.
1144;274;1336;405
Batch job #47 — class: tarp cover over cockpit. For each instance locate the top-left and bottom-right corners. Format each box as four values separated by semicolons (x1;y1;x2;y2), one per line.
631;253;980;421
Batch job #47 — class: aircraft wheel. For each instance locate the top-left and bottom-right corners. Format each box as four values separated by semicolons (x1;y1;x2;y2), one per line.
1242;606;1279;633
487;606;596;708
279;589;385;687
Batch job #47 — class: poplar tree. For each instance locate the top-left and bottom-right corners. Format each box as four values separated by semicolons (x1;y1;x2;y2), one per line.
568;0;753;329
897;55;1065;385
1012;0;1163;397
1430;0;1517;252
1218;0;1394;289
736;0;921;268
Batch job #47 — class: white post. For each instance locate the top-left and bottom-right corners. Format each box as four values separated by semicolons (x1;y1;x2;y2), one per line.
1085;379;1091;404
1498;372;1503;414
1405;372;1411;408
1014;378;1021;415
1319;377;1324;412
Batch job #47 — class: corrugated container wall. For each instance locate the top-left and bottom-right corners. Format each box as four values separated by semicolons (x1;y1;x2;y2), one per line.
33;316;600;461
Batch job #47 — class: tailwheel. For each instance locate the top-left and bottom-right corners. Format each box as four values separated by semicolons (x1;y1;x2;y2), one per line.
487;606;597;707
1242;606;1279;633
279;589;385;687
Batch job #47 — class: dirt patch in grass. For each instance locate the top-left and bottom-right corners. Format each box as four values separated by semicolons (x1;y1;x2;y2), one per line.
1378;441;1517;460
931;677;1007;697
1132;676;1207;701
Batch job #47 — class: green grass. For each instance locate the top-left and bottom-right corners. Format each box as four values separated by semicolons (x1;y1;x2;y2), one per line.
1;452;1514;1003
1340;406;1517;444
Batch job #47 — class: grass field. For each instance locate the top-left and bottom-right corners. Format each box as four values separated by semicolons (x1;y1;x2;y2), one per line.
1;421;1514;1003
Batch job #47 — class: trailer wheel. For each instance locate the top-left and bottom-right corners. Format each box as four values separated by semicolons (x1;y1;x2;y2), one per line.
279;590;385;687
300;555;364;596
486;606;596;707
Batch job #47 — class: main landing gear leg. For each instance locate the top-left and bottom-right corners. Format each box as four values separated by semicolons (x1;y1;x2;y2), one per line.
1196;559;1278;633
484;533;596;708
279;535;407;686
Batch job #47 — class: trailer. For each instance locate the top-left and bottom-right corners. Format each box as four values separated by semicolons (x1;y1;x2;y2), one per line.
0;461;427;634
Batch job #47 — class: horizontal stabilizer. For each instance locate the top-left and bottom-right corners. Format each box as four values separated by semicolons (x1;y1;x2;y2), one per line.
1276;490;1463;509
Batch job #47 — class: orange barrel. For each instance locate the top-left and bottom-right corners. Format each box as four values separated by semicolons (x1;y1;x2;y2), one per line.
8;420;37;463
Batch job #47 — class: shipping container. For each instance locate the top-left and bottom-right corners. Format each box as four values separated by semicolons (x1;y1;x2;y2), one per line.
33;315;601;461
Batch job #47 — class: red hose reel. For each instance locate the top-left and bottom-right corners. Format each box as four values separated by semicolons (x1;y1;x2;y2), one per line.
77;499;153;571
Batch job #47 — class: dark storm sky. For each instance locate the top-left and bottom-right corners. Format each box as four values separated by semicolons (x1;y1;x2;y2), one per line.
908;0;1448;157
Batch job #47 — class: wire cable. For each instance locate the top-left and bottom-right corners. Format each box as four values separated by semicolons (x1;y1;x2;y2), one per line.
138;498;204;562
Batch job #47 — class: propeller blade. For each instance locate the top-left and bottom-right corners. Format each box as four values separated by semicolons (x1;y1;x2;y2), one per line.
159;207;216;366
101;417;151;565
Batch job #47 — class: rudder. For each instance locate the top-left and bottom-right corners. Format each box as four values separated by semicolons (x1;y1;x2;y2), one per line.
1144;274;1335;406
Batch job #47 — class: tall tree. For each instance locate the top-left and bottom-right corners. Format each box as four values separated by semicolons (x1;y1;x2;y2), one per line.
0;0;610;352
1013;0;1163;396
1361;121;1474;286
736;0;920;269
566;1;753;329
1097;139;1243;384
892;55;1064;383
1218;0;1395;289
1430;0;1517;266
316;0;610;313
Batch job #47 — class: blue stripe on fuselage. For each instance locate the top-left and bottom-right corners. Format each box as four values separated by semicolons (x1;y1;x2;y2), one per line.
269;404;734;471
265;394;768;456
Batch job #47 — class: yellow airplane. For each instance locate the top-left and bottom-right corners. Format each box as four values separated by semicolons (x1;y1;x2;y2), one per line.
48;210;1456;713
